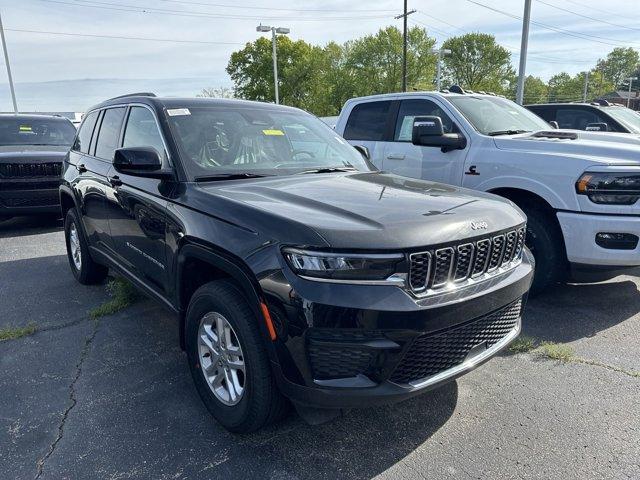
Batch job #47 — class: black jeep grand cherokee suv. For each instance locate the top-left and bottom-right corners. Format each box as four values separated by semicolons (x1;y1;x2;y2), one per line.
60;93;533;432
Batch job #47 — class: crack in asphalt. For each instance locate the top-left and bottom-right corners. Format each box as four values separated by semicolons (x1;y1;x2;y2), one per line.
572;356;640;379
34;318;99;480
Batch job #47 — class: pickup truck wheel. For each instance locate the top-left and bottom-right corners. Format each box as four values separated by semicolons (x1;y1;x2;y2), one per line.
185;281;288;433
64;208;108;284
521;205;566;294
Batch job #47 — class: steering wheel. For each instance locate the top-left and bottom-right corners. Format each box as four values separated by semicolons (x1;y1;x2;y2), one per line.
292;150;315;161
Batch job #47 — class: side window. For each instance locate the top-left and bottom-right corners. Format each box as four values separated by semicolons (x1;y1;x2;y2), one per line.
72;110;98;154
394;99;457;141
122;107;166;160
94;107;126;161
530;106;555;122
343;101;392;141
555;108;600;130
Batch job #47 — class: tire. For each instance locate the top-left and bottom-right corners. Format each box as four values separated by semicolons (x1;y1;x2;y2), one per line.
520;204;567;294
64;208;108;285
185;280;288;433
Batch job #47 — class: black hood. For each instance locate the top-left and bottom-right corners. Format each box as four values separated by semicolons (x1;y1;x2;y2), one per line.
0;145;69;163
192;172;525;250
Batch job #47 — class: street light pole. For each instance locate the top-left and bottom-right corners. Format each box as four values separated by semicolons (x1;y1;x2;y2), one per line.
627;76;637;108
394;3;416;92
257;24;290;104
431;48;452;91
516;0;532;105
0;10;17;113
582;71;589;102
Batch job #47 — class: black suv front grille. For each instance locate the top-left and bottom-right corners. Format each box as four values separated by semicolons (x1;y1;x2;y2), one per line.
390;299;522;385
0;162;62;178
408;226;526;293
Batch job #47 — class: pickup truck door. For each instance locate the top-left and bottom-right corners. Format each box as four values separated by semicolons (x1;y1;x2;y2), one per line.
105;106;170;294
380;98;469;185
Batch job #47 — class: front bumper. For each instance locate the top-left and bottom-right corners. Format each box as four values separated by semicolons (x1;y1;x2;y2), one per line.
0;182;61;216
263;250;534;409
557;211;640;267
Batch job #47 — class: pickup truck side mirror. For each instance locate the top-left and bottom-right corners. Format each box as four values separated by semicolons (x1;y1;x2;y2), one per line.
411;116;466;152
549;121;559;129
585;122;608;132
353;145;371;160
113;147;173;179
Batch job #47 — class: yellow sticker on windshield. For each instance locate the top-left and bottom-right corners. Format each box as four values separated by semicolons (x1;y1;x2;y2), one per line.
19;125;32;132
263;129;284;136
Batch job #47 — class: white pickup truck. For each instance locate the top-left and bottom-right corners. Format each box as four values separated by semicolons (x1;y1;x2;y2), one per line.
335;91;640;292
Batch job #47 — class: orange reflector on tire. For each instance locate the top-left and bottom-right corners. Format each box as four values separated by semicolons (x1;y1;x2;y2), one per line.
260;302;277;341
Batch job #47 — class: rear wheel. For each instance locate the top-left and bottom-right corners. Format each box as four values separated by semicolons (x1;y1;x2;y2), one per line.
520;204;567;293
64;208;108;284
185;281;288;433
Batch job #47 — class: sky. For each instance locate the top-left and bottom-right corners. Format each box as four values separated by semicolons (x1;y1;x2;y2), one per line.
0;0;638;111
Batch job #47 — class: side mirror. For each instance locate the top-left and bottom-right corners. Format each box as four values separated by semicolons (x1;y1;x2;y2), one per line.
585;122;608;132
411;116;466;152
549;121;559;129
113;147;173;179
353;145;370;160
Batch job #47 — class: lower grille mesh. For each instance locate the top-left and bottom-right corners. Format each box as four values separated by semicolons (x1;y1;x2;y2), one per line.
390;299;522;384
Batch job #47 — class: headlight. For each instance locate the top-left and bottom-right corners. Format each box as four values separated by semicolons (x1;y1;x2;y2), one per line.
576;172;640;205
282;248;405;282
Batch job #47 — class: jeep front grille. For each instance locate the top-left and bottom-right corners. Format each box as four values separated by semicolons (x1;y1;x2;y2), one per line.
0;162;62;178
408;226;526;294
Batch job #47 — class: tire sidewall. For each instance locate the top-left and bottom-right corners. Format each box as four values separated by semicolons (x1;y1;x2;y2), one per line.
64;209;84;282
523;207;565;292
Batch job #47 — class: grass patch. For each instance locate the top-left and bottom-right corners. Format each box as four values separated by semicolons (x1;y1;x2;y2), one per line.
508;335;537;354
89;277;141;319
537;341;576;362
0;324;37;341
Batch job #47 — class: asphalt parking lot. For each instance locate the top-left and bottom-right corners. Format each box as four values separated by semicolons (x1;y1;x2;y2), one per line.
1;216;638;480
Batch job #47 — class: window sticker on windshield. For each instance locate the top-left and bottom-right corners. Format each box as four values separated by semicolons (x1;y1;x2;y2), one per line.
262;129;285;136
19;125;33;132
167;108;191;116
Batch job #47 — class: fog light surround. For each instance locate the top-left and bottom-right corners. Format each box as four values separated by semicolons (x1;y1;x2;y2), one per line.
595;232;639;250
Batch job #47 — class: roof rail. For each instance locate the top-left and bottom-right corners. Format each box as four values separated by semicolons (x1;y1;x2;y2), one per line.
106;92;157;102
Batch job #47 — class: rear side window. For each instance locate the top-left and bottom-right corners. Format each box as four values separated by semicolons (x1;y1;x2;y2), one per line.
94;107;126;161
555;108;602;130
394;99;457;141
528;106;555;122
343;101;392;141
73;111;98;153
122;107;166;160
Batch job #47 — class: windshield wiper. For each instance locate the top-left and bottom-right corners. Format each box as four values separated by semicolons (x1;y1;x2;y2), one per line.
296;166;358;175
194;173;272;182
487;129;531;136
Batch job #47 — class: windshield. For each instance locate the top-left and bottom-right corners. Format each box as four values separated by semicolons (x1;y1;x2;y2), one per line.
605;107;640;134
165;105;372;179
0;117;76;146
448;96;550;135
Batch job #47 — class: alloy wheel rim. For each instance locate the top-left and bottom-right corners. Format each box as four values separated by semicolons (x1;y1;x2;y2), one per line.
198;312;246;406
69;222;82;271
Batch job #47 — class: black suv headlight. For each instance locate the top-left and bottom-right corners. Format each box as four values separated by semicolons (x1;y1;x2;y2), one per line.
282;248;406;283
576;172;640;205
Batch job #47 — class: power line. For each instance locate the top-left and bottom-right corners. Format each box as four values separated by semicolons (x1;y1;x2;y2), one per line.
534;0;640;33
38;0;392;21
5;28;244;45
158;0;397;13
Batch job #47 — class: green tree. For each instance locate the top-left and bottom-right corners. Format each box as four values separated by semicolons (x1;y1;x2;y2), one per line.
547;70;614;102
197;86;234;98
441;33;514;94
508;75;548;104
596;47;640;88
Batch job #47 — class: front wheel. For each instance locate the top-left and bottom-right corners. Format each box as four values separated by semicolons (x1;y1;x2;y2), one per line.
185;281;288;433
64;208;108;285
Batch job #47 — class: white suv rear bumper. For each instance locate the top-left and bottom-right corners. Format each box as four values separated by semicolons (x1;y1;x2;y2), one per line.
557;211;640;266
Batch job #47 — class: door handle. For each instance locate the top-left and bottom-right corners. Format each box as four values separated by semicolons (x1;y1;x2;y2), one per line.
386;153;406;160
77;163;87;173
108;175;122;187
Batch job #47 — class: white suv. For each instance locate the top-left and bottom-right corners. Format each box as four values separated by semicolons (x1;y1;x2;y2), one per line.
335;90;640;292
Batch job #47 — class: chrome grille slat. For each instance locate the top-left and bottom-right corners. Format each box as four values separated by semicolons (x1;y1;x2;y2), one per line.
409;225;526;296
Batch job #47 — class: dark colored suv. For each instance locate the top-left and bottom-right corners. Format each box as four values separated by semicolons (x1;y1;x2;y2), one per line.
60;93;533;432
0;114;76;221
526;102;640;133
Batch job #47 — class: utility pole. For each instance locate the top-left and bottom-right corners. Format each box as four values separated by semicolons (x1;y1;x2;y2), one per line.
256;24;290;104
627;76;638;108
0;10;17;113
515;0;532;105
431;48;451;91
395;2;416;92
582;71;589;102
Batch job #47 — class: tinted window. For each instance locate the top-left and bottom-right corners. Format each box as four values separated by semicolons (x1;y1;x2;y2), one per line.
0;116;76;147
94;107;126;160
527;105;555;122
343;101;392;141
555;108;603;130
394;99;457;141
73;111;98;153
122;107;166;160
